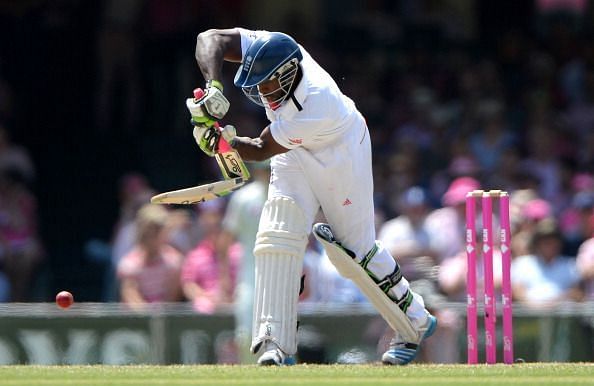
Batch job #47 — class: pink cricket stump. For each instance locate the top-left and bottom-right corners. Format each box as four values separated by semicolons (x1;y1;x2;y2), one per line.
465;193;478;364
482;193;496;364
499;193;514;364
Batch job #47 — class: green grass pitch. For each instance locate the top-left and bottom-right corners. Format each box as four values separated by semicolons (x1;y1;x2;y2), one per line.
1;363;592;385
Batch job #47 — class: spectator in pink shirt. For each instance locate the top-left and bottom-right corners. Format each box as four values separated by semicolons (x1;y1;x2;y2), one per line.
117;204;183;308
181;202;241;314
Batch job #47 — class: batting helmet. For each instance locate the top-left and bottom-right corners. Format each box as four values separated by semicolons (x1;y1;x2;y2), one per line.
234;32;303;108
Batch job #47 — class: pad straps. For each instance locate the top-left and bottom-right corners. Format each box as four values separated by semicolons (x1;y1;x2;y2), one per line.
358;242;409;311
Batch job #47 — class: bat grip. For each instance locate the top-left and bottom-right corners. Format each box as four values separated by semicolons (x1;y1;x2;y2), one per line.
217;124;233;153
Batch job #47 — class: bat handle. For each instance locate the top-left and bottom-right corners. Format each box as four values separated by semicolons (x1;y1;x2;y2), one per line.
193;88;205;100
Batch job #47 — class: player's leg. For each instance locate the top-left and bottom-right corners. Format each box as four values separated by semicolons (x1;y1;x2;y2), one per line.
304;119;436;364
251;152;319;365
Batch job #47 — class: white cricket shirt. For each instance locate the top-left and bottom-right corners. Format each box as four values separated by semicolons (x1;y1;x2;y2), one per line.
237;28;374;257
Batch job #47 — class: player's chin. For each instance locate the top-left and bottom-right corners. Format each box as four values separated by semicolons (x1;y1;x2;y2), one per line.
265;98;283;111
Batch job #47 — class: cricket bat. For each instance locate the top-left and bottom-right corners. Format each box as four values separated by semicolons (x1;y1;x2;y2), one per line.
150;88;250;205
150;177;246;205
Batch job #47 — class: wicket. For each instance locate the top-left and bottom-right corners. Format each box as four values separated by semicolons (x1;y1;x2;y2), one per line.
465;190;514;364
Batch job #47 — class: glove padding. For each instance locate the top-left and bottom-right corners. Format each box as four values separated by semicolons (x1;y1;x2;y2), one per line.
186;98;217;129
193;124;237;157
186;82;230;124
202;82;230;120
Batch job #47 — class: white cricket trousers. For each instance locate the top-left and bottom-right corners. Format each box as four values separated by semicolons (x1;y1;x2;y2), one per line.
267;113;428;330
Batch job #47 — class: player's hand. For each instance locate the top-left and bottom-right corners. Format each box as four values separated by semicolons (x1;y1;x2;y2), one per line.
203;80;230;120
220;124;237;143
186;96;217;129
193;124;237;157
186;82;229;125
193;125;219;157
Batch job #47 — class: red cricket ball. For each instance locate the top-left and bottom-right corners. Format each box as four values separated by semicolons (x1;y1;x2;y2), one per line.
55;290;74;309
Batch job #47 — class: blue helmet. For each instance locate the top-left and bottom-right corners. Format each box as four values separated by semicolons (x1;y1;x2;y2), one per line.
234;32;303;108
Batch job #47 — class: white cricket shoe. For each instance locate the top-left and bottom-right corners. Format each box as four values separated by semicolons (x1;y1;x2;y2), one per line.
257;342;296;366
381;314;437;365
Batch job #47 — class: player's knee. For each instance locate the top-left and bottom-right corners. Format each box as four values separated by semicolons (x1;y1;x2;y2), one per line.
254;196;308;258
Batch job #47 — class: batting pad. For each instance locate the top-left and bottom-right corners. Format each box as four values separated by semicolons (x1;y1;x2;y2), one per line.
251;196;308;355
313;223;420;342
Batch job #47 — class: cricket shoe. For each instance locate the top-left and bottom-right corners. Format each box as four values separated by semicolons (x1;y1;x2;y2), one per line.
257;342;296;366
381;314;437;365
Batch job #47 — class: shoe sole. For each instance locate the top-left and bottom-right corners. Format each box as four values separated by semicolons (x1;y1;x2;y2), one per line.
257;355;296;366
258;358;280;366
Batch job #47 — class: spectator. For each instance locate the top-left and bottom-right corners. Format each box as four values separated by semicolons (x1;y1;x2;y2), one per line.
0;168;44;301
181;201;241;314
426;176;481;261
103;172;155;301
117;204;183;308
511;194;554;257
166;208;199;255
512;219;582;306
378;186;438;282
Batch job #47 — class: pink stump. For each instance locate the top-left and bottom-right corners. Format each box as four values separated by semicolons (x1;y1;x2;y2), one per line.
499;193;514;364
482;193;496;364
465;193;478;364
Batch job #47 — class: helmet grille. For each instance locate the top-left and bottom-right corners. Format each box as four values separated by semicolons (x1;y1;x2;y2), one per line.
241;59;299;109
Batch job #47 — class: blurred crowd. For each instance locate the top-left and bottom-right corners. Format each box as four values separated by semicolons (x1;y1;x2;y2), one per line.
0;0;594;363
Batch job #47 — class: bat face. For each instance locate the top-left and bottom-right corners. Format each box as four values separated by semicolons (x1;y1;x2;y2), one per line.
150;177;246;205
216;150;248;179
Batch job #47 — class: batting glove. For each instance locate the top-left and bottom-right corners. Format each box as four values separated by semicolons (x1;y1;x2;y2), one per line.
192;124;237;157
186;81;229;125
203;80;230;120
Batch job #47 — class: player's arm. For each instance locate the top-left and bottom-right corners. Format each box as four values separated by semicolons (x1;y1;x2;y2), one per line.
230;126;289;162
188;29;240;125
195;28;242;83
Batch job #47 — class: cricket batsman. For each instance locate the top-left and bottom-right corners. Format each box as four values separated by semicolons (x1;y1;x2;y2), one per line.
186;28;437;365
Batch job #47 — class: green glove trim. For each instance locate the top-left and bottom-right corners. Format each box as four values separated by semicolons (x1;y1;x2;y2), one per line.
207;79;224;92
191;115;216;128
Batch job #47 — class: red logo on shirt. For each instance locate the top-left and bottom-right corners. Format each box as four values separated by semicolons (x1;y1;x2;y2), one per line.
342;198;352;206
289;137;303;145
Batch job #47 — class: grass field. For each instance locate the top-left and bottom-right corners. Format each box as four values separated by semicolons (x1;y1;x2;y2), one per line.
0;363;592;386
